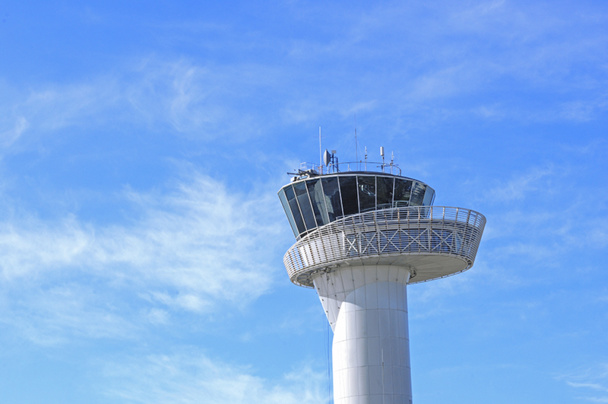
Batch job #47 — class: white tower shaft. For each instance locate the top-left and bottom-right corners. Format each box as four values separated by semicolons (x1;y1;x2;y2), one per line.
314;265;413;404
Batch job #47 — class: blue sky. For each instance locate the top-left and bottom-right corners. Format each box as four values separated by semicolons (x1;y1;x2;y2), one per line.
0;1;606;403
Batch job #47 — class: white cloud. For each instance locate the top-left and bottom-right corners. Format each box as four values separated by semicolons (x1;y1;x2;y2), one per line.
0;116;29;148
485;166;553;203
0;57;287;156
0;171;284;343
568;382;608;392
0;283;138;345
24;79;122;131
125;59;229;136
559;364;608;403
101;350;330;404
479;161;608;255
2;0;605;156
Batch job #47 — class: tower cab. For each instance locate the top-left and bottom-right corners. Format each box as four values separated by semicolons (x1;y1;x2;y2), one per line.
278;168;435;239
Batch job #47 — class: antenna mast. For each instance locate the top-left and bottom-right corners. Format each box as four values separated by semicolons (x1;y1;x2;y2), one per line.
355;127;358;171
319;127;322;174
354;115;358;171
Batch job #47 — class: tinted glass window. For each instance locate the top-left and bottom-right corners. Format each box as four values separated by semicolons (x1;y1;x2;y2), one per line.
376;176;394;210
394;179;412;207
284;185;306;234
358;176;376;212
293;181;316;230
339;176;359;215
410;182;426;206
306;179;329;226
422;186;435;206
278;189;298;237
321;177;343;221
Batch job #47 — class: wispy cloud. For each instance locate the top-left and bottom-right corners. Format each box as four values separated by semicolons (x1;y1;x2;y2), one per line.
0;116;28;149
0;57;287;156
3;1;603;156
101;350;330;404
481;159;608;253
1;283;138;345
568;382;608;392
559;364;608;403
485;166;554;203
0;171;283;344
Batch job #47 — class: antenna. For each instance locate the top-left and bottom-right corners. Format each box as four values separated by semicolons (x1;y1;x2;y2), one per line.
332;150;339;172
380;146;385;172
323;149;331;167
354;114;358;171
355;127;358;171
319;127;322;174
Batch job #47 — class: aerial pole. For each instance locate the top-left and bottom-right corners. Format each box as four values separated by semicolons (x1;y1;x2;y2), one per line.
354;114;359;171
319;126;322;174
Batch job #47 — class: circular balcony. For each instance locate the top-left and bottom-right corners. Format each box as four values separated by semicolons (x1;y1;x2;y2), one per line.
283;206;486;287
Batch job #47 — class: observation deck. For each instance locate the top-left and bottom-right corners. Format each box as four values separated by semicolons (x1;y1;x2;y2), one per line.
284;205;485;287
278;157;486;288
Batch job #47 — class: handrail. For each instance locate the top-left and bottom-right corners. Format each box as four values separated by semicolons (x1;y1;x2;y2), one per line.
296;161;402;177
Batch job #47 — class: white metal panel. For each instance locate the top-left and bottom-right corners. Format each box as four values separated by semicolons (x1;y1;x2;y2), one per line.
316;266;412;404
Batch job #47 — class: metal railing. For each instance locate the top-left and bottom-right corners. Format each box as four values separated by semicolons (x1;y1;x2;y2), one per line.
296;160;402;177
283;206;486;287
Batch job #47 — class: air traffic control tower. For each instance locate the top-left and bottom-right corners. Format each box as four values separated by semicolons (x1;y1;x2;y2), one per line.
278;149;486;404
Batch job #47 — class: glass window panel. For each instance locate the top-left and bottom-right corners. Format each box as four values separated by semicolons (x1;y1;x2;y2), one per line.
376;176;394;210
289;199;306;234
410;182;426;206
284;185;295;200
394;179;412;207
306;179;330;226
285;185;306;235
358;176;376;212
422;186;435;206
321;177;343;221
339;176;359;215
293;181;316;230
278;189;298;237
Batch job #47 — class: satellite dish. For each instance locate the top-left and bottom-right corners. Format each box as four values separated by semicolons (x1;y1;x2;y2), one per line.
323;149;332;166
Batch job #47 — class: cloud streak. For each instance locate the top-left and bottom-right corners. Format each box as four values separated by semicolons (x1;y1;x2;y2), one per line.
0;171;283;343
101;350;330;404
2;1;605;158
559;364;608;403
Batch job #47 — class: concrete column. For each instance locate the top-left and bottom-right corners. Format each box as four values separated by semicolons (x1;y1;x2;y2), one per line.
313;265;412;404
